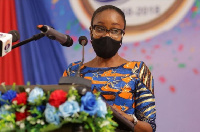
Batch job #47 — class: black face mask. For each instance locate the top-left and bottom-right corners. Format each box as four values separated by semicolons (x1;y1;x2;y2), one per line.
91;36;122;59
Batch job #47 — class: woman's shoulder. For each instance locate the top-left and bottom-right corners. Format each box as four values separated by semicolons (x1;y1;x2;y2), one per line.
123;60;145;69
67;61;81;69
132;61;154;94
126;60;152;76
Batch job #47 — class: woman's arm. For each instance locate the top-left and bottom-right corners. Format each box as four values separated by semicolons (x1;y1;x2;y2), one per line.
111;105;153;132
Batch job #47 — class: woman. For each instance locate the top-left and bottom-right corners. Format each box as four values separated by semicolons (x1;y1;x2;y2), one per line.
63;5;156;132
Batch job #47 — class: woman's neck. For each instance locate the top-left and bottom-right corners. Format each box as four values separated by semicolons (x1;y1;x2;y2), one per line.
84;54;128;68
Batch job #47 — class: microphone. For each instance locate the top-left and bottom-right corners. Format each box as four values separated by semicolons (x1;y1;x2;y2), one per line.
78;36;88;46
37;25;73;47
8;30;20;42
76;36;88;77
0;30;20;57
59;36;91;92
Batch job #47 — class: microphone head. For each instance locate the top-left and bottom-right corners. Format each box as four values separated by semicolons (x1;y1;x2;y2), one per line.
62;35;73;47
78;36;88;46
37;25;48;32
9;30;20;42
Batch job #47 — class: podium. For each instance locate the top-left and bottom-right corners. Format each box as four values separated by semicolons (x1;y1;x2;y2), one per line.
0;84;91;95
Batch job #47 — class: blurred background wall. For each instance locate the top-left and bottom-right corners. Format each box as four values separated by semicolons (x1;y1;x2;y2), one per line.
0;0;200;131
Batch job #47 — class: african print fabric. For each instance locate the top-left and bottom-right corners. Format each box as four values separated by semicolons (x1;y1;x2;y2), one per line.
63;61;156;131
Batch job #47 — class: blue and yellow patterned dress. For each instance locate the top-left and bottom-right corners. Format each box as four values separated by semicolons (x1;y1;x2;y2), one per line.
63;61;156;131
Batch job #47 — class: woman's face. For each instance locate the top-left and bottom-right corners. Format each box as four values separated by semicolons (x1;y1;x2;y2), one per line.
90;9;125;41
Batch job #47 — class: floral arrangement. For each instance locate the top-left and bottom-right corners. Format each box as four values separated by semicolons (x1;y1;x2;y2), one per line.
0;83;117;132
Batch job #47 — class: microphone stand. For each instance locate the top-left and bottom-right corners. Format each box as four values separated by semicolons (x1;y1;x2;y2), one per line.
59;37;92;95
12;33;45;49
75;39;85;77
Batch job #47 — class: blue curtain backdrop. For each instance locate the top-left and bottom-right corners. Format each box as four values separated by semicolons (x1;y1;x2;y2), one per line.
15;0;67;85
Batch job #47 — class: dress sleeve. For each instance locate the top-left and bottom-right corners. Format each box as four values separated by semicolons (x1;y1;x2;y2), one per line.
135;62;156;132
62;61;82;77
62;63;72;77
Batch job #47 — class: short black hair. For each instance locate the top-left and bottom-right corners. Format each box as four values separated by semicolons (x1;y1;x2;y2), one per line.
91;5;126;29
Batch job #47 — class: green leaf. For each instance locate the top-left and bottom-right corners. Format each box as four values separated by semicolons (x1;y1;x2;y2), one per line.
67;88;81;102
26;81;31;86
28;93;47;106
18;87;25;92
40;124;60;132
85;117;95;132
94;92;101;99
12;83;16;90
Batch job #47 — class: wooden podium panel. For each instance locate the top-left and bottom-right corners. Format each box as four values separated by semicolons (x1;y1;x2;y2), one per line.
0;84;91;94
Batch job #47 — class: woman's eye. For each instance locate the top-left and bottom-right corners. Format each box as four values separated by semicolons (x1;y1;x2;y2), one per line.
111;29;119;34
97;28;104;31
96;28;105;33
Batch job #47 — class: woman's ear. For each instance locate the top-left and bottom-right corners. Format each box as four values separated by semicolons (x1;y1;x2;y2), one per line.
89;26;93;44
89;26;92;37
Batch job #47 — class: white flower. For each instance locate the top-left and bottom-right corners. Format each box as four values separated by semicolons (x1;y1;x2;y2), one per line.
19;106;26;113
26;116;32;121
100;120;110;128
41;120;45;125
1;82;5;86
6;123;14;129
25;88;31;93
30;121;36;125
20;123;25;129
16;121;20;126
9;123;14;129
4;105;11;110
68;95;76;101
37;119;41;124
13;100;17;105
72;113;79;118
71;86;76;90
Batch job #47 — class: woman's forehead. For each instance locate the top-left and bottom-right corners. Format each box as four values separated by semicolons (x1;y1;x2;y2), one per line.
93;9;124;27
